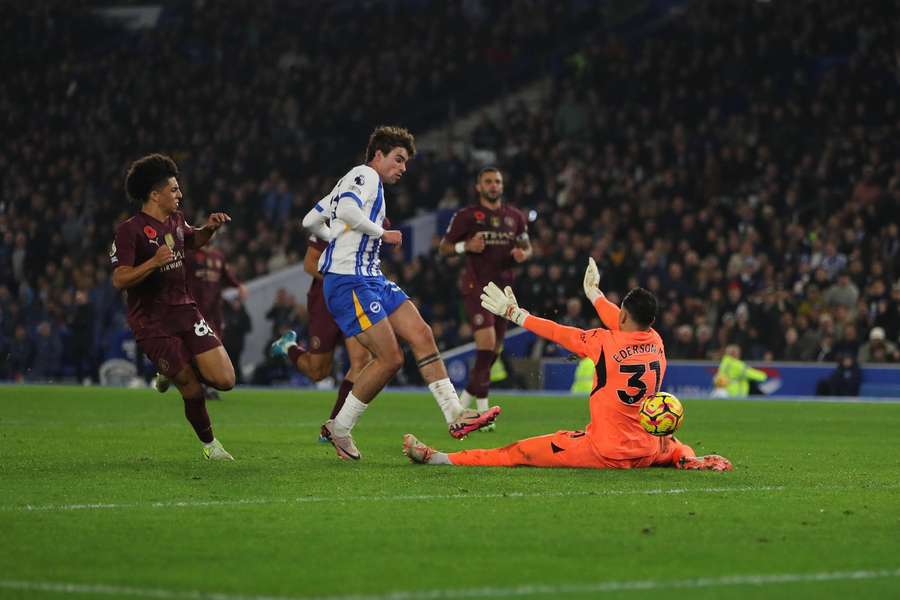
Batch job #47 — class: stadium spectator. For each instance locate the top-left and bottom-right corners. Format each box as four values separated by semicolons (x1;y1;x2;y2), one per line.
816;355;862;397
222;296;253;385
857;327;900;364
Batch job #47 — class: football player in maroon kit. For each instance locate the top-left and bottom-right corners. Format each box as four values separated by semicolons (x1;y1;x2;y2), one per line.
270;231;373;443
439;167;532;424
111;154;236;460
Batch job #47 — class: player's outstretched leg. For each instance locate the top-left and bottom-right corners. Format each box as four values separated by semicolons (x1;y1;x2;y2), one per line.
404;431;602;468
402;434;450;464
388;301;501;437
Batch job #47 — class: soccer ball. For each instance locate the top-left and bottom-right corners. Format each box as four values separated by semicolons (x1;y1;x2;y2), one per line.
639;391;684;436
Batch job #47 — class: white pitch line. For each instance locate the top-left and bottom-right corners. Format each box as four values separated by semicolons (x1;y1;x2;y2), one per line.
2;568;900;599
4;485;784;513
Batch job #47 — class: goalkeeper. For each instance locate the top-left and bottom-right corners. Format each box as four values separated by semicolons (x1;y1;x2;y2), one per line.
402;259;732;472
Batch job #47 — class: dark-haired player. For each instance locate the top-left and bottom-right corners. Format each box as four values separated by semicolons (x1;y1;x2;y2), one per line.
301;126;500;461
439;167;531;425
111;153;236;460
403;259;733;472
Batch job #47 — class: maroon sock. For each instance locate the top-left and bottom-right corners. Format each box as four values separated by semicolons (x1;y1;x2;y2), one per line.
183;394;214;443
465;350;495;398
288;344;306;366
330;378;355;419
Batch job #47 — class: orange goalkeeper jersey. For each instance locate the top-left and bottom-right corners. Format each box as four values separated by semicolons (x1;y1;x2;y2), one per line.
523;294;666;460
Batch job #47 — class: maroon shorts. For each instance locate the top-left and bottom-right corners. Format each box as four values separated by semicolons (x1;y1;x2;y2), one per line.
462;293;509;339
307;286;342;354
137;307;223;378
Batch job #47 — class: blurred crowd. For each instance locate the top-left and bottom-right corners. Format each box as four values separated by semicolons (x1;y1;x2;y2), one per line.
1;0;899;383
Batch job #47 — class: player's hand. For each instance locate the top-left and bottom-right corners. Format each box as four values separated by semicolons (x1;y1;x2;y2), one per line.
153;244;175;267
511;247;527;263
480;282;528;326
206;212;232;231
383;230;402;246
466;232;486;253
583;257;602;302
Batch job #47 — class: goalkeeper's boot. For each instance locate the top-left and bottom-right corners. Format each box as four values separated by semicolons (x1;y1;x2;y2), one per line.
323;419;361;460
203;439;234;461
153;373;171;394
402;433;435;464
270;330;299;359
448;406;501;439
318;423;332;444
677;454;733;472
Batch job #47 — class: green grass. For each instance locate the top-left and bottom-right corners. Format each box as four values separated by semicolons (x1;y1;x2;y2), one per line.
1;386;899;600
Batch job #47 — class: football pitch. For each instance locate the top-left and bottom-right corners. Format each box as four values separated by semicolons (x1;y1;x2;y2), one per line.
2;386;899;600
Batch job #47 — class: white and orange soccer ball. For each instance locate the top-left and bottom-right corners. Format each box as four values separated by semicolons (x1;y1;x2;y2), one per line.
639;391;684;436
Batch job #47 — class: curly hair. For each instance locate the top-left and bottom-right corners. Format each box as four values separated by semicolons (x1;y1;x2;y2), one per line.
124;153;179;203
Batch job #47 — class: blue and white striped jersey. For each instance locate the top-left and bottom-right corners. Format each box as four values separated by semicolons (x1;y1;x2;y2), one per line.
316;165;386;277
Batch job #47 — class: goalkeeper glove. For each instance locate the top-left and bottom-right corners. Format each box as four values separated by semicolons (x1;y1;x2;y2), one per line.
480;282;528;326
583;257;602;303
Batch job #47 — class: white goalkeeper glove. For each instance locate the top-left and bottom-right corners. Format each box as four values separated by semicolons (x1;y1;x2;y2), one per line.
480;282;529;326
583;257;602;303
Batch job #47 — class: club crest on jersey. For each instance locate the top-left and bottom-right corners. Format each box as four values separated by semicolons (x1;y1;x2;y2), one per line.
369;301;382;314
504;216;516;228
158;358;169;373
176;227;184;242
310;336;321;350
355;174;366;186
143;225;157;239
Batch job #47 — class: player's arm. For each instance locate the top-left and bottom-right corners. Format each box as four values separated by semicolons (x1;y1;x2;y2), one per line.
303;245;325;281
301;196;332;241
583;257;620;330
439;210;482;256
480;282;595;358
112;248;174;289
191;213;232;249
335;195;401;244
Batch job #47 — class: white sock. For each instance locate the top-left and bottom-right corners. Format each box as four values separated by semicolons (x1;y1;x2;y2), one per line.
459;389;475;410
428;378;463;423
428;451;452;465
333;392;368;436
476;397;490;412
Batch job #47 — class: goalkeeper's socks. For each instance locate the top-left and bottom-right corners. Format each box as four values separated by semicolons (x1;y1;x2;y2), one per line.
332;392;368;437
429;451;452;465
429;378;463;423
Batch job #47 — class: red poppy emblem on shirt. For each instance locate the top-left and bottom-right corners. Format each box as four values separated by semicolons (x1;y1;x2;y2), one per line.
143;225;157;239
474;211;486;221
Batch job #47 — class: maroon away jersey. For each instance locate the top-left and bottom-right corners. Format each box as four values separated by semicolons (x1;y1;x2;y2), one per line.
110;211;196;338
185;247;241;333
443;203;528;295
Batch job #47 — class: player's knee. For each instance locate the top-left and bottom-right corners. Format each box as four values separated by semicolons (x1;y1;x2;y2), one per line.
208;369;236;391
410;322;435;349
382;347;404;374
